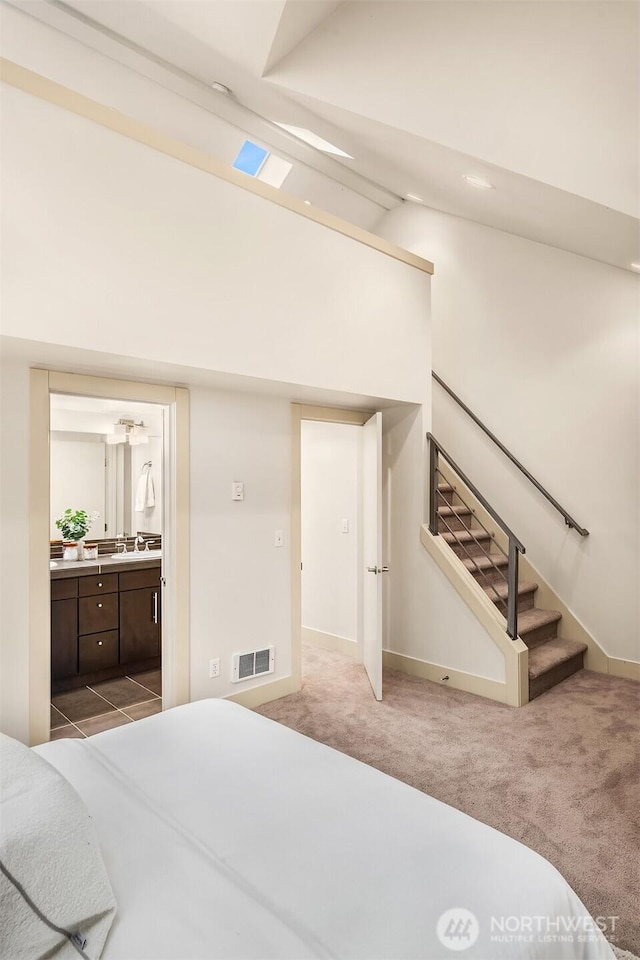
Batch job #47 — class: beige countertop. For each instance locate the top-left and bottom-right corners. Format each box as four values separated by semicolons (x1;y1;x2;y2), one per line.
50;552;162;579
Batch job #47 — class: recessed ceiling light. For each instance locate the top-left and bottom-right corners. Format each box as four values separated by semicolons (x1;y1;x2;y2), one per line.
631;262;640;271
273;123;353;159
211;82;231;95
463;174;495;190
405;194;424;203
303;200;312;206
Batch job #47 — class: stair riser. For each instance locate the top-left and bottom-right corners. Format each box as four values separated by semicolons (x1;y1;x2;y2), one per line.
447;537;492;560
438;513;471;534
489;591;536;615
437;488;455;506
520;619;560;649
528;652;585;700
469;564;509;586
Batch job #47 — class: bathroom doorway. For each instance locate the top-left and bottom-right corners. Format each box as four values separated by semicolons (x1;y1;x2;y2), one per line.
49;394;165;738
28;370;189;746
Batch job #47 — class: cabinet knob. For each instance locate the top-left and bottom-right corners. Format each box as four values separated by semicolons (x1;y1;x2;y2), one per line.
97;582;103;587
97;640;103;646
97;602;103;608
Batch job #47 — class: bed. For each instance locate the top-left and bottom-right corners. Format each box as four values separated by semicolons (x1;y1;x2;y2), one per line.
22;699;615;959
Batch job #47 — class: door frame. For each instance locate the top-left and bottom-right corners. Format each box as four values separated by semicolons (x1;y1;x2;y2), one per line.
29;369;190;746
290;403;374;690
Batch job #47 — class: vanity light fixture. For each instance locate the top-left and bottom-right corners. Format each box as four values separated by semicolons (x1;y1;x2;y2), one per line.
106;419;149;446
462;174;495;190
129;423;149;446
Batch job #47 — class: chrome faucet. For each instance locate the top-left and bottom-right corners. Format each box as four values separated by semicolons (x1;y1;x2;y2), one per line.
134;535;145;553
117;541;128;555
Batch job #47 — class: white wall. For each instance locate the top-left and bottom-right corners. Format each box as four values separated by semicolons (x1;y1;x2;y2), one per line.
189;388;291;701
301;421;360;643
377;203;640;663
0;361;30;743
1;83;428;406
382;404;506;682
0;3;386;231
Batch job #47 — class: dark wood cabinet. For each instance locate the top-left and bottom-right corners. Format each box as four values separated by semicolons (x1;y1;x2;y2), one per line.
51;561;161;692
79;630;119;673
120;587;160;663
51;598;78;680
78;592;119;635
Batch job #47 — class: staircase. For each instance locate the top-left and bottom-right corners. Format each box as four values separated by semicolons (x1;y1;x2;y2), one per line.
437;482;587;700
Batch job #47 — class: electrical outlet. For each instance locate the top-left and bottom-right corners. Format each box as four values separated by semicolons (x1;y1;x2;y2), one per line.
209;658;220;679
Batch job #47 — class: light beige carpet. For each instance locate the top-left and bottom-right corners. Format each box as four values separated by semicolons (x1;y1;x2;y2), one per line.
256;645;640;954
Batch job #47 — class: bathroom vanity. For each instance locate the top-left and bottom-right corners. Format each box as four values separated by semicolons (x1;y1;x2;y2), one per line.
50;556;161;693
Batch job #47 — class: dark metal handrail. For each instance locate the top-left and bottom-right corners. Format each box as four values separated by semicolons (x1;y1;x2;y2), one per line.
427;433;524;640
432;371;589;537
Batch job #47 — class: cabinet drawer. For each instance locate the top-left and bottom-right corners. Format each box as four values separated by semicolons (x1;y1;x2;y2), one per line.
119;566;161;592
78;573;118;597
51;578;78;601
79;593;118;635
79;631;119;673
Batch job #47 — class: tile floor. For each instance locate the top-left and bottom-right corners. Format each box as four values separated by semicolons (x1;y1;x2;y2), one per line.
50;670;162;739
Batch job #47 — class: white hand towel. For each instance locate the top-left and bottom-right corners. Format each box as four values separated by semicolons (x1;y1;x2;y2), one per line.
135;469;155;512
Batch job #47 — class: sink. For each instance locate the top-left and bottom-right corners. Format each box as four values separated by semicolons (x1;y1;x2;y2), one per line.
110;551;162;561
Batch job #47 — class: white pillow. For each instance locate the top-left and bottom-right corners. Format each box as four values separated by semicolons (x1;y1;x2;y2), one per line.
0;733;116;959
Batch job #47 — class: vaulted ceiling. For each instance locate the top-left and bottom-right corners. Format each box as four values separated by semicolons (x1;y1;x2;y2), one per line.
7;0;640;271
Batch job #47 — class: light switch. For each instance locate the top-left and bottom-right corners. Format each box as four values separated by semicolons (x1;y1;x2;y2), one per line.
274;530;284;547
232;482;244;501
341;519;349;534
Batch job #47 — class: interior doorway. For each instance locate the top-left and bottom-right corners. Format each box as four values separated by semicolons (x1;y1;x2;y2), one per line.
294;405;384;702
28;370;190;746
49;394;165;738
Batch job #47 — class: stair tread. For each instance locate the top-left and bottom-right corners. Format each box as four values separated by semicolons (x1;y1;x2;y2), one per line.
528;637;588;679
438;483;453;492
462;555;508;572
483;579;538;601
437;505;472;517
442;529;491;544
517;607;562;635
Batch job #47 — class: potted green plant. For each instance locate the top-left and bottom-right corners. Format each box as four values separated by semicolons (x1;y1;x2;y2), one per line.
55;509;99;560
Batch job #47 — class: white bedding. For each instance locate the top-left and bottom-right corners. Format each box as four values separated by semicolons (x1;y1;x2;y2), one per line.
36;700;614;960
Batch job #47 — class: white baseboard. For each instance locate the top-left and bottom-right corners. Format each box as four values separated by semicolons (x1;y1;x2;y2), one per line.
302;626;359;659
382;649;508;704
225;675;299;709
608;658;640;682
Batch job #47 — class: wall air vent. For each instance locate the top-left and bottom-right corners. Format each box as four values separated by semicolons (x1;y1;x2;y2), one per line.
231;646;275;683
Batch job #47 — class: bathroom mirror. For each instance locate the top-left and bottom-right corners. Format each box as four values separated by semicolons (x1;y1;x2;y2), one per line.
50;394;163;540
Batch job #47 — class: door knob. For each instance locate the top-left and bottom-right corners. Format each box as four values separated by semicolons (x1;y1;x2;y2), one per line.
367;566;378;574
367;566;389;575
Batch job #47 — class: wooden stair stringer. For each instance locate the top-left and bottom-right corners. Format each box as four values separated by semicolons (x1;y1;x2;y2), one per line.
437;462;607;674
420;524;529;707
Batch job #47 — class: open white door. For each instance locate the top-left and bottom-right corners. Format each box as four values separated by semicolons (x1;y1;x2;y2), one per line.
362;411;383;701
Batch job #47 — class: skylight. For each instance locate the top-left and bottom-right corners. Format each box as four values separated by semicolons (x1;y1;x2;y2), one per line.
232;140;293;190
233;140;268;177
272;123;353;159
